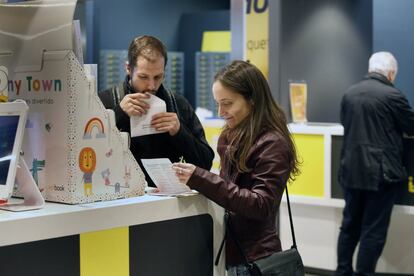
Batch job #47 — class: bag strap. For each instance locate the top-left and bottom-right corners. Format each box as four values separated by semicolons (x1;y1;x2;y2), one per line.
110;81;125;107
166;88;181;119
214;223;227;266
224;211;255;269
218;185;297;267
285;185;297;249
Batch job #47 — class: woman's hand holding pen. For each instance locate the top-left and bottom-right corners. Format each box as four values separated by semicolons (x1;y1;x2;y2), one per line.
172;162;196;185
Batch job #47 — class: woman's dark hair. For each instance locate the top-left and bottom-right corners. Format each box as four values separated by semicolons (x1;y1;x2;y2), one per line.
215;60;299;180
127;35;168;69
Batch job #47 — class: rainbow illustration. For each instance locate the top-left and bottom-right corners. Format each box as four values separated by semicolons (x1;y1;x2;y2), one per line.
83;117;106;139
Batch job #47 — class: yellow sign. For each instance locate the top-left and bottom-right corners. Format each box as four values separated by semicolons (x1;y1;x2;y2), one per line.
245;0;269;77
201;31;231;52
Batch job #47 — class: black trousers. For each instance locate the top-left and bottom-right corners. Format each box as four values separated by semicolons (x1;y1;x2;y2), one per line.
335;184;399;276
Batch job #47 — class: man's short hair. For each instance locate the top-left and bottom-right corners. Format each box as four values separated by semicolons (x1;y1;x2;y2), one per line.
369;51;398;77
127;35;168;69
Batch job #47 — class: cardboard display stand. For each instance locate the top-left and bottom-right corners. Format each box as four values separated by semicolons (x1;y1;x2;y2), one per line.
0;0;146;204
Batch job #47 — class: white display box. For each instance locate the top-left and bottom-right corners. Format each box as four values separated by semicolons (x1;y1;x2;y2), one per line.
0;0;146;204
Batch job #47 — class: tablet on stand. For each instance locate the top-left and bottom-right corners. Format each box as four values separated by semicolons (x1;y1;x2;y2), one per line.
0;100;44;211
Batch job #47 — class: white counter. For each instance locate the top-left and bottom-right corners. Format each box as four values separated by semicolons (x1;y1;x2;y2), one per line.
0;194;222;246
0;193;226;275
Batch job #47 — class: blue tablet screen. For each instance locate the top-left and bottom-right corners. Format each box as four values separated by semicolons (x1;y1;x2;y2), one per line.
0;115;19;185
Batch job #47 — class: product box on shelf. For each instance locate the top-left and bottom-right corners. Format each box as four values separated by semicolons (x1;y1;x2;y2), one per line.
0;0;146;204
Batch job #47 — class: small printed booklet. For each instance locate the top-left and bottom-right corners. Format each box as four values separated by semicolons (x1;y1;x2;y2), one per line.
289;82;308;123
141;158;197;196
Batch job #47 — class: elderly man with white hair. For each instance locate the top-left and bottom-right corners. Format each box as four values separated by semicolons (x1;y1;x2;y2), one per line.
335;51;414;276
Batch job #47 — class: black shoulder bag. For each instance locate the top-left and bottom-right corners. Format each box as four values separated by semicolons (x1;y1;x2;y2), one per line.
218;186;305;276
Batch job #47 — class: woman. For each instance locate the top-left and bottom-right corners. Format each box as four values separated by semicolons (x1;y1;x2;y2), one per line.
172;60;299;275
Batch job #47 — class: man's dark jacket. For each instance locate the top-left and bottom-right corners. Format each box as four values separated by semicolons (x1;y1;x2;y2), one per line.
98;78;214;187
339;72;414;190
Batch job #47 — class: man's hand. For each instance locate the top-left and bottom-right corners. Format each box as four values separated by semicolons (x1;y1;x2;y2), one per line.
151;112;180;136
120;93;151;116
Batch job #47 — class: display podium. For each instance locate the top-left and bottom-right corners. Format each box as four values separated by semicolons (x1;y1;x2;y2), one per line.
0;156;45;211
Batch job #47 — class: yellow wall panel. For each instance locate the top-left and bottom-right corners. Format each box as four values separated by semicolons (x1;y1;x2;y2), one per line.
289;134;324;197
80;227;129;276
204;125;223;173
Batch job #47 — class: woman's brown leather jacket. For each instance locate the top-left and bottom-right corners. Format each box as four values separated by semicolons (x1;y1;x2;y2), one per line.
187;130;292;266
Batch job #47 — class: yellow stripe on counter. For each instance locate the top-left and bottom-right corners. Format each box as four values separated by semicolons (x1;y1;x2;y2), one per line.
80;227;129;276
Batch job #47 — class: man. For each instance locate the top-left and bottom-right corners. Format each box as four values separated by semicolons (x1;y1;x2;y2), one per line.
99;35;214;187
336;51;414;276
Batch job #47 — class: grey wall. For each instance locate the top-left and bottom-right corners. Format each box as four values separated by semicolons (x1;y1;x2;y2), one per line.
270;0;372;123
76;0;230;105
91;0;229;63
178;10;230;106
374;0;414;105
230;0;245;61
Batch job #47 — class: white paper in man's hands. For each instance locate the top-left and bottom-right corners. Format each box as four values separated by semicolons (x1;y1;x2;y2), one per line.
130;94;167;137
141;158;193;195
